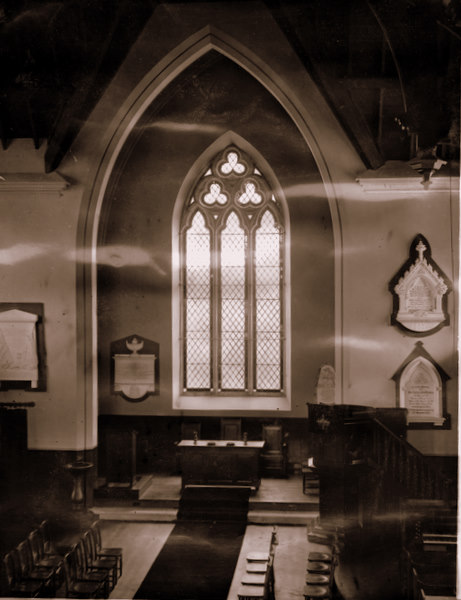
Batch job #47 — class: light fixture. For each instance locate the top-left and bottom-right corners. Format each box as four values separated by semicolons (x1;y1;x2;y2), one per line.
408;146;447;189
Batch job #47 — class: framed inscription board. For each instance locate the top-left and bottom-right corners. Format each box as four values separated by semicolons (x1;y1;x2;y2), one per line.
389;234;451;335
392;342;450;429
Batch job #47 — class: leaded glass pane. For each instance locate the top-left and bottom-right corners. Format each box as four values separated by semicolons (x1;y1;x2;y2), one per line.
220;212;246;390
185;212;211;389
255;211;282;391
220;151;246;175
237;182;263;205
203;182;227;205
181;148;286;397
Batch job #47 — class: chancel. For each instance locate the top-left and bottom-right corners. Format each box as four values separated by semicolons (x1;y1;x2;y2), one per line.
0;1;458;599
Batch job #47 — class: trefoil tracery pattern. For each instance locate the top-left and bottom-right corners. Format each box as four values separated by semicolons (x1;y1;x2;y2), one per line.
180;146;285;395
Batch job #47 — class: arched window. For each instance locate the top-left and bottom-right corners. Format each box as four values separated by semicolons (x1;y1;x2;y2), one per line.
179;146;286;396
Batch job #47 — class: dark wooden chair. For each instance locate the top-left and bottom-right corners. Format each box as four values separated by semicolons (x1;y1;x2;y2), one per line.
58;553;107;599
261;423;288;477
220;418;241;440
73;541;110;598
37;520;55;554
3;551;44;598
16;540;56;592
28;529;62;570
82;530;118;591
90;521;123;578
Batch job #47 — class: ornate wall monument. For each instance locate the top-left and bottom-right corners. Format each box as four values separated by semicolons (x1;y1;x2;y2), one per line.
389;234;451;335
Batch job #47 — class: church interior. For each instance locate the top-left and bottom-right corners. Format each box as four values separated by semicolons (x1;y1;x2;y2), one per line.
0;1;459;599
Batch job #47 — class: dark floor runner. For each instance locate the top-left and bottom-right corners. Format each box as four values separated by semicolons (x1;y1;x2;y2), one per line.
134;486;249;600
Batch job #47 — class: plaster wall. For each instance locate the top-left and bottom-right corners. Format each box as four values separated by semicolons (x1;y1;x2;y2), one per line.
2;2;454;456
55;0;365;445
97;54;335;418
0;141;85;450
340;183;458;454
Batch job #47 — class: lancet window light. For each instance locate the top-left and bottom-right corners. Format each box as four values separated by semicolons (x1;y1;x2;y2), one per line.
180;146;285;395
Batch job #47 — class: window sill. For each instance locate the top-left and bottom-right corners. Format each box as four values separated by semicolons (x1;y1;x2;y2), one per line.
173;394;291;411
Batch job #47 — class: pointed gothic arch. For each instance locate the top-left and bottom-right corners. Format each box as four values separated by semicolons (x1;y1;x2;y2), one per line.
75;20;356;446
172;136;291;410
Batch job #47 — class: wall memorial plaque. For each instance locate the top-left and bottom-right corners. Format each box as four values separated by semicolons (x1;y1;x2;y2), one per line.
0;303;46;391
314;364;336;404
0;309;39;387
389;234;451;335
403;359;441;423
392;341;450;429
111;334;159;401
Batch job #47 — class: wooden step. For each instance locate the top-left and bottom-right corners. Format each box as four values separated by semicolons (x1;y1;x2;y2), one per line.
94;474;154;501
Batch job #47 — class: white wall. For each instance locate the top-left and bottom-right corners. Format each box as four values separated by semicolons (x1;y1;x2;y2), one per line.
0;141;86;450
340;173;458;454
1;2;457;457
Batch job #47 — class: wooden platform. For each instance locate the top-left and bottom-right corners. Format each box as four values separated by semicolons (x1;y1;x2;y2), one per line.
94;474;319;525
95;474;154;500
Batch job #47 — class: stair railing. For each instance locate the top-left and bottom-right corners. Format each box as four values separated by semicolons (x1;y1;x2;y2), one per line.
370;417;455;503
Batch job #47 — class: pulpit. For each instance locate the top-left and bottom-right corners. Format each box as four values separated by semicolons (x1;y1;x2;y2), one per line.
307;404;374;527
307;403;407;528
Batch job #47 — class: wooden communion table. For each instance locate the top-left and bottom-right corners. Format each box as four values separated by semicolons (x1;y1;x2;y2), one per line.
178;440;265;490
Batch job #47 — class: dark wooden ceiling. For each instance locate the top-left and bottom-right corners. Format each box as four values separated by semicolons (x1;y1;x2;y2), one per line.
0;0;156;171
0;0;459;172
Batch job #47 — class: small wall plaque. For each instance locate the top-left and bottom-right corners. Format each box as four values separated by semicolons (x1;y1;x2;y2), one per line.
389;234;451;335
392;342;450;429
314;364;336;404
111;334;159;402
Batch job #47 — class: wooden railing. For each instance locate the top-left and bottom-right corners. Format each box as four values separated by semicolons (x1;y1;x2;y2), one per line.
307;403;456;531
370;418;455;503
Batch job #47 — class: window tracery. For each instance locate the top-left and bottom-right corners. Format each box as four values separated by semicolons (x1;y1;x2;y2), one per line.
180;146;285;395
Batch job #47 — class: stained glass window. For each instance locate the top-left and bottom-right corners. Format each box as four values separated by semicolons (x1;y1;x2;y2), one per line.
181;146;285;395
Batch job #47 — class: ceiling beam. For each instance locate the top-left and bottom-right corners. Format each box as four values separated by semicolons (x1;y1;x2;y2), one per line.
44;12;121;173
45;1;155;173
264;0;384;169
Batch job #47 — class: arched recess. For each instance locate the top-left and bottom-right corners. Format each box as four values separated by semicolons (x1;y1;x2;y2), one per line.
172;131;291;411
77;24;359;448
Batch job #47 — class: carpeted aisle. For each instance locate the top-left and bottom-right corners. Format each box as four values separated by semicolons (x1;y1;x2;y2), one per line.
134;486;250;600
